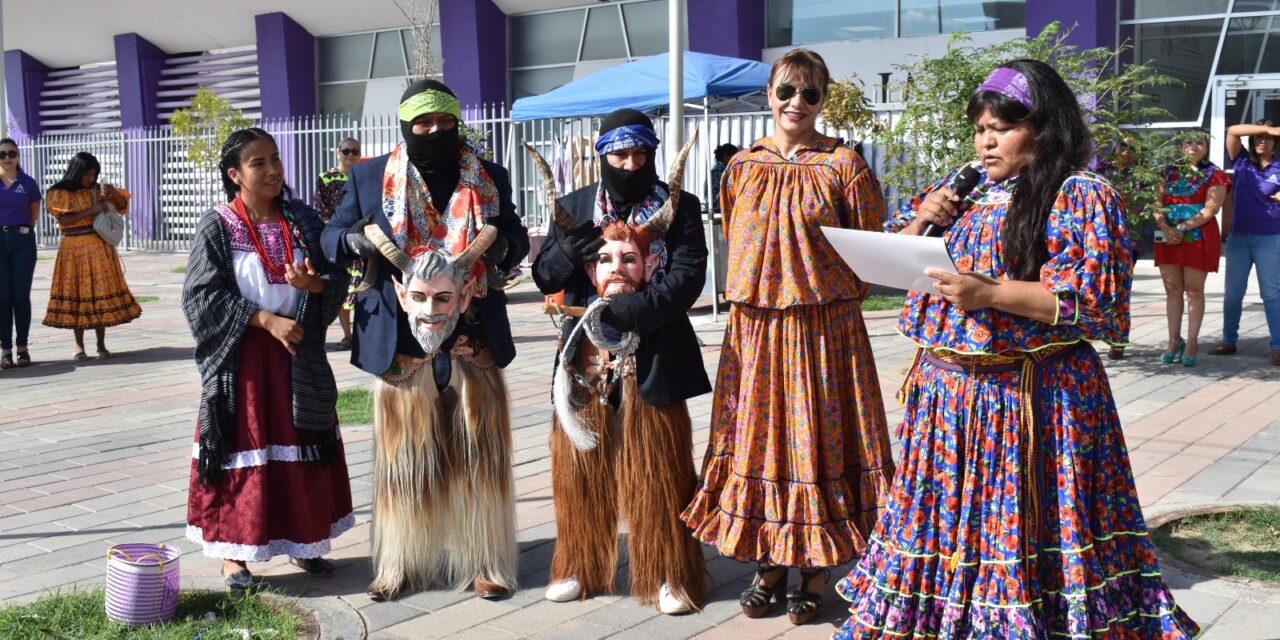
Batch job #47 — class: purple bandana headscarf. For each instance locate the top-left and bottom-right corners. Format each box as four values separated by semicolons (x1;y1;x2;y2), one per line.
976;67;1034;110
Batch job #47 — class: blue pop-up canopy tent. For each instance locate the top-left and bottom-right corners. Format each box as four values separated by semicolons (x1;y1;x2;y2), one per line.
510;51;770;121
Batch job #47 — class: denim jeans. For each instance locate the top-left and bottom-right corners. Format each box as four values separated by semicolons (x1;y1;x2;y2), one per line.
1221;232;1280;350
0;228;38;350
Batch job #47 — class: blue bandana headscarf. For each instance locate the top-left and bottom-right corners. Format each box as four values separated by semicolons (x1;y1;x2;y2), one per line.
595;124;661;156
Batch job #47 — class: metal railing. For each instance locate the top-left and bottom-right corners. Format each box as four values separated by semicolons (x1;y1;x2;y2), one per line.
19;102;904;252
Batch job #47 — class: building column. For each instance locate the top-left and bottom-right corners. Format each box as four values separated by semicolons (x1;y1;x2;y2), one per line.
688;0;765;61
1026;0;1117;50
254;12;317;120
3;50;49;139
440;0;508;107
114;34;168;245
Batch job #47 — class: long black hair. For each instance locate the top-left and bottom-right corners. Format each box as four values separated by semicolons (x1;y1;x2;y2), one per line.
218;127;291;202
51;151;102;193
0;138;23;173
1245;119;1274;169
967;59;1092;282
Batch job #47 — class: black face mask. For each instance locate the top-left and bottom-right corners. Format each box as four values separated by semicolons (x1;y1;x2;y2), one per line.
402;123;460;174
601;152;657;209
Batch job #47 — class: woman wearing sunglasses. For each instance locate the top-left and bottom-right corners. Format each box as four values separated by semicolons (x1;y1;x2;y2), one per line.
313;137;361;350
682;48;894;625
0;139;42;369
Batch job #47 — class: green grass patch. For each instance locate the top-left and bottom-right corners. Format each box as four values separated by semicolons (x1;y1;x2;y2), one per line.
134;296;160;304
1152;506;1280;584
171;266;187;274
0;585;308;639
37;254;55;261
862;294;906;312
337;387;372;426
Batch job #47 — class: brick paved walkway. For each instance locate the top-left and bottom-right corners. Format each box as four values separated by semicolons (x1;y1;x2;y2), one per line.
1;249;1278;639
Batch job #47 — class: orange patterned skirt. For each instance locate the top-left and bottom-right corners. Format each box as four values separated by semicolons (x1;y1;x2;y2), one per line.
43;232;142;330
682;298;894;568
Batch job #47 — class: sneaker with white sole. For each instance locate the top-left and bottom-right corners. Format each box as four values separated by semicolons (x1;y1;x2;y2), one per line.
658;583;691;615
545;578;582;602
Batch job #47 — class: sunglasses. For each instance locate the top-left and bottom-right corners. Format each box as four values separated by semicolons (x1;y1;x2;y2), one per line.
0;151;17;160
775;83;822;106
339;148;360;156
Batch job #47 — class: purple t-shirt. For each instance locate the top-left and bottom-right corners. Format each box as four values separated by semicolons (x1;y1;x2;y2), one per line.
1231;152;1280;235
0;171;41;226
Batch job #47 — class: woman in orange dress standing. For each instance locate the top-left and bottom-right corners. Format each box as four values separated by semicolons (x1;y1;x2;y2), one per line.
42;152;141;359
681;48;894;626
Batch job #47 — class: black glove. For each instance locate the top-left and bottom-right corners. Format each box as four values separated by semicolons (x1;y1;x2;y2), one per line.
345;216;380;259
481;232;509;265
600;294;638;331
557;221;605;267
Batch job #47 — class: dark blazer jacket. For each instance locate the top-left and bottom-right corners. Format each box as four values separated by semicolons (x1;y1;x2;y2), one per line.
532;181;711;407
320;154;529;376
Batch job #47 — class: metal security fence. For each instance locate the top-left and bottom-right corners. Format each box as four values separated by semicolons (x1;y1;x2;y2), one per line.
18;103;902;254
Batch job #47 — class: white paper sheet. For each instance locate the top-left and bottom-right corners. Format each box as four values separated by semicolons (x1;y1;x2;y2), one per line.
820;226;957;292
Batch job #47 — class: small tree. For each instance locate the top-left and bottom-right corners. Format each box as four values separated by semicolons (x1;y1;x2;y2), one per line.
394;0;440;78
171;88;252;206
822;75;885;142
877;22;1182;229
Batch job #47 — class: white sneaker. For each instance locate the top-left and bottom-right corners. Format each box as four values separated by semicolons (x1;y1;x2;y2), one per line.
658;583;691;615
544;578;581;602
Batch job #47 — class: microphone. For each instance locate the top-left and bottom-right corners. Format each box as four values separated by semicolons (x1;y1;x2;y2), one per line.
922;164;982;238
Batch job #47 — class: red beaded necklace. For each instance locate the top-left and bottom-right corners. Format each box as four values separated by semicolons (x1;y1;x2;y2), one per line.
232;194;292;278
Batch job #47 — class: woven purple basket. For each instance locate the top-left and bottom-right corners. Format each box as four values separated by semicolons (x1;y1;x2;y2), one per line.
105;543;182;626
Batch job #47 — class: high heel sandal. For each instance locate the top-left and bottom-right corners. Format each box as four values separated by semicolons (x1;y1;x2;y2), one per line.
787;568;829;625
740;565;786;618
1160;338;1186;364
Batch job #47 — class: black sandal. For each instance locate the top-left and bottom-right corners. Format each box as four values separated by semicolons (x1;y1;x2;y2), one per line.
740;565;787;618
787;568;829;625
291;556;335;577
0;353;12;370
15;351;31;367
222;565;258;593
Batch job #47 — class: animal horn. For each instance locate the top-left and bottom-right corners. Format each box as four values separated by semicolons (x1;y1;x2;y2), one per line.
638;128;698;240
521;140;577;235
454;225;498;275
353;223;411;293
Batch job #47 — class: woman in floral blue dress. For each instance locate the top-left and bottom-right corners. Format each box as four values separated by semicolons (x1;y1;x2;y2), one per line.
834;59;1198;639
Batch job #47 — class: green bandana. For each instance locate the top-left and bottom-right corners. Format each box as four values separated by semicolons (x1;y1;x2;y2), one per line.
398;89;462;123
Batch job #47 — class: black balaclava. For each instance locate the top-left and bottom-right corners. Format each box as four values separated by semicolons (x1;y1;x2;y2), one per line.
599;109;659;211
400;79;462;178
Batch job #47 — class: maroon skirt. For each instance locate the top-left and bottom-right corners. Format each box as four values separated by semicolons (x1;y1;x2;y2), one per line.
1154;218;1221;272
186;327;354;561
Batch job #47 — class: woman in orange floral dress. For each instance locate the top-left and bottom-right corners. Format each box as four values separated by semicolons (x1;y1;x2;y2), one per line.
43;152;141;359
681;48;894;626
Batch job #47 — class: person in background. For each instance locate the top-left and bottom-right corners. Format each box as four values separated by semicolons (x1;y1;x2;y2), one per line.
42;152;141;360
0;138;41;370
1213;120;1280;365
1154;129;1230;367
682;49;894;626
1097;136;1140;360
183;128;352;592
835;59;1198;640
314;137;361;350
710;143;739;212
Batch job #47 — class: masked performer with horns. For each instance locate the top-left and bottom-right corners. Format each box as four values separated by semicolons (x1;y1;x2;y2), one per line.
321;79;528;602
530;109;710;614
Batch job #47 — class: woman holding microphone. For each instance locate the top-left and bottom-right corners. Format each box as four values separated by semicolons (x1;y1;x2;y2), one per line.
833;60;1198;639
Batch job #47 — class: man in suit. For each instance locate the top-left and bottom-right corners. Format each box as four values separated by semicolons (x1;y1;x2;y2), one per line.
321;79;528;602
530;109;710;614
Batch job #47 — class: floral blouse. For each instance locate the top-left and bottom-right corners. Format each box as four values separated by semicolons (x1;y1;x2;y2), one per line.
313;169;348;222
721;135;886;308
46;186;131;231
890;166;1132;353
1160;162;1231;242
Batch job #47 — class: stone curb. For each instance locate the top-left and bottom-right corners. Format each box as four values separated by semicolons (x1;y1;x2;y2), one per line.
185;576;367;640
1146;502;1280;604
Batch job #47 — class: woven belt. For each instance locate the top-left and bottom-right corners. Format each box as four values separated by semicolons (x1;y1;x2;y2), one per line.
62;227;98;236
905;340;1086;573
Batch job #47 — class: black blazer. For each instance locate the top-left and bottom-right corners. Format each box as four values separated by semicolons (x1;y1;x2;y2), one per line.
532;182;711;407
320;154;529;376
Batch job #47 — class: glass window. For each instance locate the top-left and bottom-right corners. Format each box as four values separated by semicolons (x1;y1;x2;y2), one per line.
896;0;1027;37
768;0;897;46
511;67;576;100
1133;19;1223;121
371;30;407;79
623;0;669;56
319;34;372;83
582;6;627;61
1219;15;1280;75
1123;0;1228;21
319;82;366;118
510;11;584;67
